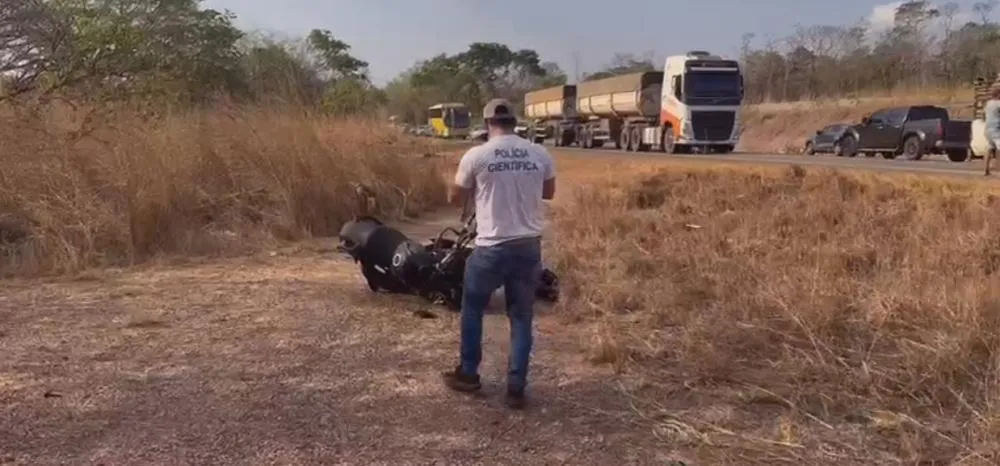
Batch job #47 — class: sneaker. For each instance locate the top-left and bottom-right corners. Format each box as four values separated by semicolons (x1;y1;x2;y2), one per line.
504;388;526;410
441;366;481;393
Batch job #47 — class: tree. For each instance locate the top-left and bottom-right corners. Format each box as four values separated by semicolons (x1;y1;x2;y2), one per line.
1;0;246;102
1;0;385;116
735;0;1000;103
973;0;998;24
402;42;556;118
322;77;385;115
306;29;369;82
238;35;325;105
0;0;73;99
583;52;656;80
455;42;546;100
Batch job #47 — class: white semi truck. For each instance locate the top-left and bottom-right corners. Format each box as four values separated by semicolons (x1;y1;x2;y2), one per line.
523;51;745;153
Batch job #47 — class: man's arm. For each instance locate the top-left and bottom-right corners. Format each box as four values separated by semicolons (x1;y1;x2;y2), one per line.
542;177;555;200
541;150;556;200
450;149;476;208
449;185;472;208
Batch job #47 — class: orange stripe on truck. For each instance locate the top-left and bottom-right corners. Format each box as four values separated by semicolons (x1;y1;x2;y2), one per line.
659;109;682;137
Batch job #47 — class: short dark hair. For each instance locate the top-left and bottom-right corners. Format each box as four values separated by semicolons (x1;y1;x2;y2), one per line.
487;117;516;131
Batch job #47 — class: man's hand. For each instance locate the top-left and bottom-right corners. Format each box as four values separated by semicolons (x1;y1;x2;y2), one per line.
542;177;555;200
449;184;471;207
452;147;476;207
541;147;556;200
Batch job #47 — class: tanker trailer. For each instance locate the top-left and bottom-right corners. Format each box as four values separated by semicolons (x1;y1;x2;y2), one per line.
523;85;579;146
573;71;664;149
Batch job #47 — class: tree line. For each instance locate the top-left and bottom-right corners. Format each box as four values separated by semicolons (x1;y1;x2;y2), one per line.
0;0;575;120
4;0;999;122
0;0;386;113
740;0;1000;103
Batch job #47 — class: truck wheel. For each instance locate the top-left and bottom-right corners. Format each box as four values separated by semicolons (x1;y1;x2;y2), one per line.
901;135;924;160
836;135;857;157
584;130;595;149
562;129;575;147
947;148;970;162
622;128;633;151
630;127;643;152
659;127;675;153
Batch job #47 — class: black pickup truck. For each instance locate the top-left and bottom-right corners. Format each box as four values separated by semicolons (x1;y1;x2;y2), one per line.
837;105;971;161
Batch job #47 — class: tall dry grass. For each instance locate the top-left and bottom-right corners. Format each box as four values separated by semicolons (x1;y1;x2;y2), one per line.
740;87;977;154
549;165;1000;464
0;101;448;276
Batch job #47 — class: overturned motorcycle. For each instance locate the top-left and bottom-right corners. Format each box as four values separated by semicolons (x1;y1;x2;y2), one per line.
337;214;559;311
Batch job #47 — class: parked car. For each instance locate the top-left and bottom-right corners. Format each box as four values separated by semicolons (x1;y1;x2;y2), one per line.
468;126;488;141
415;125;435;137
804;123;851;155
515;122;529;139
837;105;972;161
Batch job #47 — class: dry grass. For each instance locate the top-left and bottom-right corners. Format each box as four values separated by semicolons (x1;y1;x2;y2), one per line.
548;163;1000;464
740;87;977;154
0;100;449;276
0;213;663;465
6;94;1000;463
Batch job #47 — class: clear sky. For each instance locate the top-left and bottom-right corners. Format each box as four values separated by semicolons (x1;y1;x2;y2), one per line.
202;0;997;86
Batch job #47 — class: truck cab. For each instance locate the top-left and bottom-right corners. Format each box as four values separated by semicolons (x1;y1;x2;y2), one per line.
653;51;744;153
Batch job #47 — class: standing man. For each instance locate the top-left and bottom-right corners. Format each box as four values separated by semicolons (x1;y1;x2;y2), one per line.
985;85;1000;176
441;98;556;409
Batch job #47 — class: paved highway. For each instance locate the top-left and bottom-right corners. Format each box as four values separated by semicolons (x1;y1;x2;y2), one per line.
441;139;994;180
544;145;995;180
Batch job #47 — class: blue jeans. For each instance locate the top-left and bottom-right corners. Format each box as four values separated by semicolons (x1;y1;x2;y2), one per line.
460;237;542;392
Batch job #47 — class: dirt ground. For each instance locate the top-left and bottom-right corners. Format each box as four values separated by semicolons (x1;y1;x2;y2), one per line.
0;210;684;466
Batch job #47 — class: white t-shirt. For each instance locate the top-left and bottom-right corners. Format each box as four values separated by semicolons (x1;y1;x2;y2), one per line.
454;135;555;247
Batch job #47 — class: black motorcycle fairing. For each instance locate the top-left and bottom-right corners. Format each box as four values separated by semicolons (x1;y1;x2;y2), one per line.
339;217;412;293
390;239;437;288
337;215;384;259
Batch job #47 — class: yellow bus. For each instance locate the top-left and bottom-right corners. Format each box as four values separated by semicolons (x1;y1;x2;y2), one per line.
427;102;471;139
